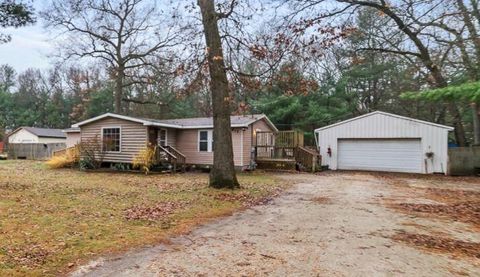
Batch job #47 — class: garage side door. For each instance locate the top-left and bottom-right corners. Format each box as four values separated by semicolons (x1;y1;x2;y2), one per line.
337;139;422;173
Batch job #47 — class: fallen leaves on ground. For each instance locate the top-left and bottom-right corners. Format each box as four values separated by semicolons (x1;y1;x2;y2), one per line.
124;201;189;221
3;244;51;268
0;161;286;276
388;185;480;229
424;188;480;204
311;196;332;204
391;231;480;259
207;187;283;208
391;202;480;227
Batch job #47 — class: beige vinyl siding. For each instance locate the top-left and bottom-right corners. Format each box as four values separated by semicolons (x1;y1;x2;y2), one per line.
176;128;246;167
80;117;148;163
166;128;177;148
65;132;81;147
176;129;212;165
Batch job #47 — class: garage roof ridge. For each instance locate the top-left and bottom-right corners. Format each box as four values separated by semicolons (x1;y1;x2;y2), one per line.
314;111;454;132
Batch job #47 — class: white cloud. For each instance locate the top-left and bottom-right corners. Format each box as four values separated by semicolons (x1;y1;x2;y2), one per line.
0;24;54;72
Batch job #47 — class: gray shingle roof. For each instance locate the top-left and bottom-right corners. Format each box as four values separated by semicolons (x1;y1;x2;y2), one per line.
147;114;266;128
23;127;66;138
63;127;81;133
72;113;277;131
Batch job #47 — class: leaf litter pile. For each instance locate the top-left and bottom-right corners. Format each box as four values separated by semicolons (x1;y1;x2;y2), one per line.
386;182;480;259
124;201;190;221
389;187;480;228
392;231;480;259
209;186;284;208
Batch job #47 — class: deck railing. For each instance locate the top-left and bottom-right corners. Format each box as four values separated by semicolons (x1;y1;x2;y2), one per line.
255;146;295;160
294;146;321;172
155;145;186;172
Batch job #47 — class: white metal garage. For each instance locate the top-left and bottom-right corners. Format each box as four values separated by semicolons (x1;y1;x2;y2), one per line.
315;111;454;174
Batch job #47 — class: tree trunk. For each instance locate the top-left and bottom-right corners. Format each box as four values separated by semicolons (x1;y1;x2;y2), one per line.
114;65;124;114
198;0;239;189
472;102;480;145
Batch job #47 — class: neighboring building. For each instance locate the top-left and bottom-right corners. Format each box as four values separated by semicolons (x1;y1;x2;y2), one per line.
71;113;277;170
8;127;67;144
7;127;67;160
63;127;81;147
315;111;454;174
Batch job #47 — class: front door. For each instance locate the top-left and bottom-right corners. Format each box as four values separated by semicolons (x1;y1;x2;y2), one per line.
148;127;158;146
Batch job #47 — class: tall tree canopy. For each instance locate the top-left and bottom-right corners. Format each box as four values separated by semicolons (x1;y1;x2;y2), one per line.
0;0;35;43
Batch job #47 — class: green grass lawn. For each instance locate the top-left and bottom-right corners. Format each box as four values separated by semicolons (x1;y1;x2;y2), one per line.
0;160;287;276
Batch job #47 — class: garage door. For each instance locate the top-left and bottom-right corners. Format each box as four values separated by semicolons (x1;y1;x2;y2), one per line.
337;139;422;173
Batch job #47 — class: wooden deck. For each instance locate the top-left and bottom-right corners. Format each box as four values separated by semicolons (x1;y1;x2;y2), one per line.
254;130;321;172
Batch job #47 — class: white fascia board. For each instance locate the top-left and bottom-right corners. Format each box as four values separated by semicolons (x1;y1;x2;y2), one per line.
143;122;183;128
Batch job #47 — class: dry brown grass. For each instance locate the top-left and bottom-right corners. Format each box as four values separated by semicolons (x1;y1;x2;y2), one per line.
0;160;288;276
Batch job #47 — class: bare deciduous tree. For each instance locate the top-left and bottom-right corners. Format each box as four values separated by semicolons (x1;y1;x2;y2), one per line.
42;0;181;113
284;0;472;145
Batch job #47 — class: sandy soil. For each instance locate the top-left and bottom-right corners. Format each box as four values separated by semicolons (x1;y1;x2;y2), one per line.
71;172;480;277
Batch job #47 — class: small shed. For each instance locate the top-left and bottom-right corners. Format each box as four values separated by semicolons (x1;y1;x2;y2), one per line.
7;127;67;160
8;127;66;144
315;111;454;174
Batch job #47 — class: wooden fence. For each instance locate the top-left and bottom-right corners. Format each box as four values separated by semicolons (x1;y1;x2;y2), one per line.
448;146;480;175
7;143;66;160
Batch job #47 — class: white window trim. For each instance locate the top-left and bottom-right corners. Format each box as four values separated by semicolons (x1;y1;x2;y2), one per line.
158;128;168;146
198;129;213;152
101;126;122;153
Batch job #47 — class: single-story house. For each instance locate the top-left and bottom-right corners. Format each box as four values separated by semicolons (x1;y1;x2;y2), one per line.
71;113;277;170
63;127;81;147
8;127;66;144
315;111;454;174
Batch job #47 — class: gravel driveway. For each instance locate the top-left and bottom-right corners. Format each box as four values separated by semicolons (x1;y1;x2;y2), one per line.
72;172;480;276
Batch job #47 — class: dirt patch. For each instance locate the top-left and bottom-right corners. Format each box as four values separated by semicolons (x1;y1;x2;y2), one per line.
391;231;480;259
311;196;332;204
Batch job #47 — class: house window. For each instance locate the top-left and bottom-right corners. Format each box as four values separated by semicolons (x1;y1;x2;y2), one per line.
102;127;121;152
199;130;213;152
158;129;167;146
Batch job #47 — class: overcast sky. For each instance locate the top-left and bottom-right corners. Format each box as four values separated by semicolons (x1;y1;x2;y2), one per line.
0;1;53;72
